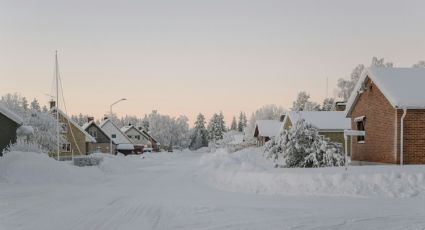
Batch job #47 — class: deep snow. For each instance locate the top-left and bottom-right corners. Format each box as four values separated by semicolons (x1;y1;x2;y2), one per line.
1;149;425;230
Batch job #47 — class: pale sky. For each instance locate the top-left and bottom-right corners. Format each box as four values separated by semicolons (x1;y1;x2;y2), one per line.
1;0;425;124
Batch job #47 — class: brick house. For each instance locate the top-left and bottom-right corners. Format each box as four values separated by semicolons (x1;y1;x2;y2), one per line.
282;111;351;153
51;107;97;158
0;104;23;155
82;118;116;154
254;120;282;146
345;67;425;164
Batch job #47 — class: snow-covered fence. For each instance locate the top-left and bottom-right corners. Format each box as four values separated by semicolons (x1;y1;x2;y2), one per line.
73;155;103;167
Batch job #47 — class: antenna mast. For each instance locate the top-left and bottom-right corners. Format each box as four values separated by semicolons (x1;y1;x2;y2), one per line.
55;51;60;160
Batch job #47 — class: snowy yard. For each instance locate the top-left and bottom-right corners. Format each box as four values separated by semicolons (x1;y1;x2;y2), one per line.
1;149;425;230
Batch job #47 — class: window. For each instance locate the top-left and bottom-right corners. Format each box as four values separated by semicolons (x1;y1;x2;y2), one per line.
135;135;140;140
111;134;117;138
61;142;71;152
89;130;97;138
355;116;365;143
128;135;133;138
60;123;68;134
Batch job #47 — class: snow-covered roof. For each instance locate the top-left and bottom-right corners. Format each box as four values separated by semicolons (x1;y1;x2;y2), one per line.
121;125;150;139
99;119;132;144
346;67;425;116
285;111;350;131
254;120;282;137
50;107;97;143
82;120;115;144
0;104;23;125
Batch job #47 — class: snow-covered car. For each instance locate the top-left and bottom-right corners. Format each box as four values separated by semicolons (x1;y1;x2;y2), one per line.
143;147;153;153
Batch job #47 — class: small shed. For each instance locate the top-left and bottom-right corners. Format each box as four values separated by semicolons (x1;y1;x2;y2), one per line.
253;120;282;146
0;104;23;155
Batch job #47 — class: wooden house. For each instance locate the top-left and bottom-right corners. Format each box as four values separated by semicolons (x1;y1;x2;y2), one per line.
0;104;23;155
82;118;116;154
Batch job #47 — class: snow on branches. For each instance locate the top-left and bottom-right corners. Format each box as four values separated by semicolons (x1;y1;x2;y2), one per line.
265;118;344;168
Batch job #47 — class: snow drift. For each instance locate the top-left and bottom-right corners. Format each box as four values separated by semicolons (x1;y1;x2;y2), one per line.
199;148;425;198
0;151;104;185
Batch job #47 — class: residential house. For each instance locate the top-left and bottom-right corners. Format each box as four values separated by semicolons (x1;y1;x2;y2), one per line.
0;104;23;155
50;106;97;158
120;125;151;154
82;117;116;154
99;118;134;155
282;111;351;153
254;120;282;146
141;129;160;152
345;67;425;164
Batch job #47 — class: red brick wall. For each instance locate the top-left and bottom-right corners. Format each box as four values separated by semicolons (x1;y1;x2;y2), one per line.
350;79;398;163
398;109;425;164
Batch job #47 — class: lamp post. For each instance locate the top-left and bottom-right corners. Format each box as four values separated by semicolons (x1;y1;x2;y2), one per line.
110;98;127;154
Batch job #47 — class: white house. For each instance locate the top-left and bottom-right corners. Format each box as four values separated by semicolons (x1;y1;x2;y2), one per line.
99;118;134;155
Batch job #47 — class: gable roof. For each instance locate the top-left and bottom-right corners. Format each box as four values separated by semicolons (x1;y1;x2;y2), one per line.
99;119;132;144
0;104;23;125
346;67;425;116
50;107;96;143
254;120;282;137
82;120;115;144
285;111;350;131
120;125;150;139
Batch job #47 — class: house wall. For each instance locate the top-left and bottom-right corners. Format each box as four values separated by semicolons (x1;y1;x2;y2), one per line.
58;113;87;156
86;142;115;154
349;79;397;163
125;128;150;145
283;118;293;130
0;114;19;156
86;124;110;143
397;109;425;164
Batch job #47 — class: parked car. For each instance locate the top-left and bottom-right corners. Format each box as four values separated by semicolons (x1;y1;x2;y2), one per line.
143;147;153;153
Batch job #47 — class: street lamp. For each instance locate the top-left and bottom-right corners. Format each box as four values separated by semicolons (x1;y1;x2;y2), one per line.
110;98;127;154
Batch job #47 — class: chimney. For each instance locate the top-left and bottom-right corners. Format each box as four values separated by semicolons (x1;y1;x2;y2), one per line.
49;100;56;109
280;114;286;122
334;101;347;111
87;117;94;122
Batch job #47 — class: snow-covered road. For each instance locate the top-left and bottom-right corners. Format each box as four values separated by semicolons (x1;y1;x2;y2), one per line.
1;151;425;230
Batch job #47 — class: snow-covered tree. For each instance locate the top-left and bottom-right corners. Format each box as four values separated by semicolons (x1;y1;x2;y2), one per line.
142;115;150;132
230;116;237;130
265;118;345;168
71;113;90;126
207;113;225;141
337;57;393;101
30;98;41;112
238;112;247;132
1;93;66;153
303;101;321;111
291;91;310;111
413;61;425;68
190;113;209;150
321;98;335;111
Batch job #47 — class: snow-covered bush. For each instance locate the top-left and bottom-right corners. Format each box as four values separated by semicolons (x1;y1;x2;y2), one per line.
265;118;344;168
3;139;45;154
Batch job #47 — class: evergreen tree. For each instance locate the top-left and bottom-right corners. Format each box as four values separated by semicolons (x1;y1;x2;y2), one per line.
230;116;237;130
207;113;224;141
142;115;150;132
291;91;311;111
30;98;41;112
189;113;208;150
238;112;247;132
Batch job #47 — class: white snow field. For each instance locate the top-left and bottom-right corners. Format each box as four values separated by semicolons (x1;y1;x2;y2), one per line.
1;149;425;230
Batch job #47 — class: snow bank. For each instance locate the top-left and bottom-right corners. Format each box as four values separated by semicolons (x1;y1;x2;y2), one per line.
199;148;425;198
0;151;104;185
